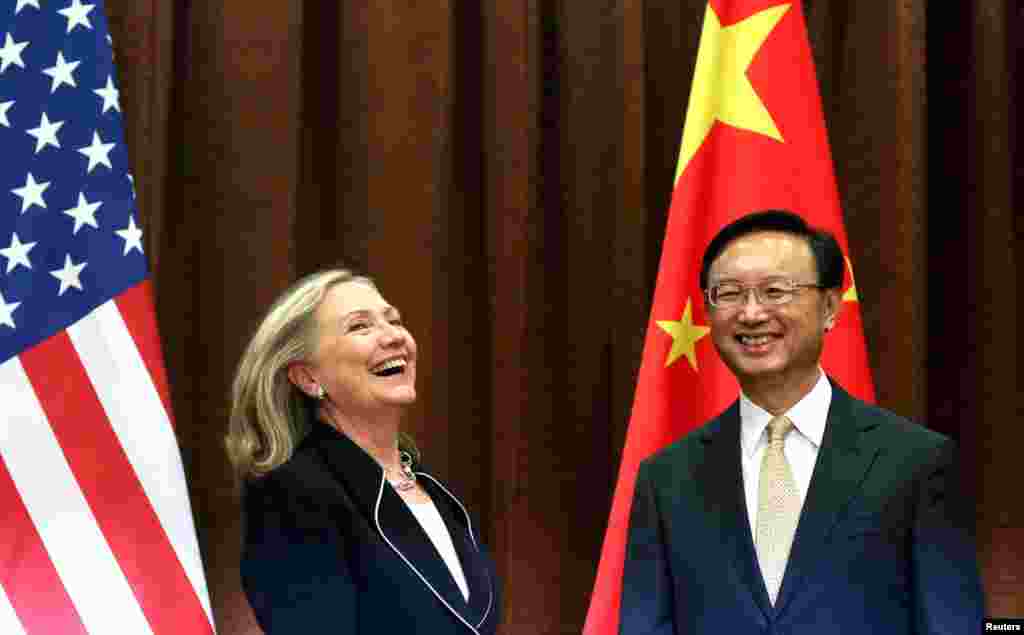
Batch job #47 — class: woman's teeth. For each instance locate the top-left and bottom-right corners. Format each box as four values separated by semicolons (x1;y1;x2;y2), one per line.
371;358;406;376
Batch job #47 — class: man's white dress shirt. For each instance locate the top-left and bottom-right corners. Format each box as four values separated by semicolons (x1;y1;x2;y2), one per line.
740;371;832;539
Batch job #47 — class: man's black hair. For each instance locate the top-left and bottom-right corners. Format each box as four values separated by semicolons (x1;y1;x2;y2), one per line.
698;209;845;290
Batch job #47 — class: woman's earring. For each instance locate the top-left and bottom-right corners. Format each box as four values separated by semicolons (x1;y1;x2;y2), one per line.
314;384;326;400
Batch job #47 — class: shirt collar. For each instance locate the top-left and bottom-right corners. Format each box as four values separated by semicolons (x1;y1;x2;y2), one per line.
740;370;832;458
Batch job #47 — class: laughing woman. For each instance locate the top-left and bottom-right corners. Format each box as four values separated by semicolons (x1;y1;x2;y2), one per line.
226;269;500;635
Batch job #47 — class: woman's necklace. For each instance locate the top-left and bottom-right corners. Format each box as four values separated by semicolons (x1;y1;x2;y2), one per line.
386;450;417;492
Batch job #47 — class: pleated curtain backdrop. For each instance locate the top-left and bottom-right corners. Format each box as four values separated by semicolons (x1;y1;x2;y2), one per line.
104;1;1020;632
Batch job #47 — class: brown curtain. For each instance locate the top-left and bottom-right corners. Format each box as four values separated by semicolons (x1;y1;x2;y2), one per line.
106;0;1020;632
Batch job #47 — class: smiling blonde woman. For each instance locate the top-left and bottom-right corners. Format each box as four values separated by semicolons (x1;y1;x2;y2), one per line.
226;269;500;635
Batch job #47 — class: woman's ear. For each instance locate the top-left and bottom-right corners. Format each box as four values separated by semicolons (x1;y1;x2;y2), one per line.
287;362;318;398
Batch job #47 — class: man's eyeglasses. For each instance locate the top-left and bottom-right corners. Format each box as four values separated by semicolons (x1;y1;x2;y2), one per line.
705;280;823;309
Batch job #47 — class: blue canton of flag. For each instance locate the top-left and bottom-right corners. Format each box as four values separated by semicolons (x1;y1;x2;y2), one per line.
0;0;146;363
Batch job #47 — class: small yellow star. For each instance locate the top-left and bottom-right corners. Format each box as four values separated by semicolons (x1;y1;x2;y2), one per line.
843;257;858;302
656;298;711;371
675;3;791;181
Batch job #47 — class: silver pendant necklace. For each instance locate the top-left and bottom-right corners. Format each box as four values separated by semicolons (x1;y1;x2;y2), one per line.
387;450;417;492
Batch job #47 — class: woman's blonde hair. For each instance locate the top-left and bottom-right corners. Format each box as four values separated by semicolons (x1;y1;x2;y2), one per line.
226;269;417;479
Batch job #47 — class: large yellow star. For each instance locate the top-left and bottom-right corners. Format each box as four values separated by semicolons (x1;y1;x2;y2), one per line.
656;298;710;371
675;3;791;181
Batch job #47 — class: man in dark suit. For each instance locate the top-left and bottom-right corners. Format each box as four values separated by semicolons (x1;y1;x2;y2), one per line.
620;210;984;634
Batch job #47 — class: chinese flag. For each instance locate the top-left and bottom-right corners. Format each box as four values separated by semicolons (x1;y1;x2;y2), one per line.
583;1;875;632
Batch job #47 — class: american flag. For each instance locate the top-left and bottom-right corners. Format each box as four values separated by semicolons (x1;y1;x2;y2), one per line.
0;1;215;633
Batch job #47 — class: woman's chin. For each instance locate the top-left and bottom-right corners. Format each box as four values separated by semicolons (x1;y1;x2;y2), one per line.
380;387;417;406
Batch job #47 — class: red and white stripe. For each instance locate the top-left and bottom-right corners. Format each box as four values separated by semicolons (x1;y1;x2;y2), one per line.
0;282;215;635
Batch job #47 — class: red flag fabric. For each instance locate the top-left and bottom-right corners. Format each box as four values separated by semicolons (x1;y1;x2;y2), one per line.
584;1;875;632
0;2;215;633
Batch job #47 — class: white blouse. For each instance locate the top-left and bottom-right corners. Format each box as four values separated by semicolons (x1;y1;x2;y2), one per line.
403;498;470;601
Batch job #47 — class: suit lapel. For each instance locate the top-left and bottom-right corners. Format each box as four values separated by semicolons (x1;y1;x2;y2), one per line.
773;383;880;614
376;485;474;614
419;475;495;626
694;403;774;619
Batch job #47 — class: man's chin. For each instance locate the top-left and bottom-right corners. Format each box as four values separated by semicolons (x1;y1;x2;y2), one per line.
723;351;785;377
730;361;793;390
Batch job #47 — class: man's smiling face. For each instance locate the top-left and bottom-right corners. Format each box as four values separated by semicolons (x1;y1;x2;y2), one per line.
706;230;838;399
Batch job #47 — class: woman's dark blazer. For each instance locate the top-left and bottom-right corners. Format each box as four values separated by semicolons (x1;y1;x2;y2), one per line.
241;422;501;635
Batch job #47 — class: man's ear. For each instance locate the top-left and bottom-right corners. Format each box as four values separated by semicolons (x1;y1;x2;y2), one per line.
823;288;842;331
287;362;317;398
